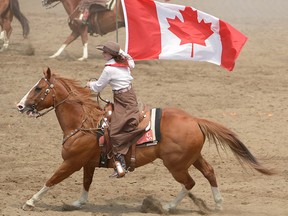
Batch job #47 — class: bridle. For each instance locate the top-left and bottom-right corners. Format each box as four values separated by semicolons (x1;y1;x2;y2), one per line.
33;77;106;144
33;77;70;118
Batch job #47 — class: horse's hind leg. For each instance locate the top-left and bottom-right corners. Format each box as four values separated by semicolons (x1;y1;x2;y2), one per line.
162;169;195;211
193;155;223;210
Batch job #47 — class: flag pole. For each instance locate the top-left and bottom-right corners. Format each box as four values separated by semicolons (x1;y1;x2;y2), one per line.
115;0;119;43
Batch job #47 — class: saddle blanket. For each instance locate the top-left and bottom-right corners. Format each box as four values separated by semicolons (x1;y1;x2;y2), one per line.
136;108;162;146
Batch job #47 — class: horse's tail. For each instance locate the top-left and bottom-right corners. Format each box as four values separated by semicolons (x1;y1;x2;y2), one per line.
197;118;275;175
10;0;30;38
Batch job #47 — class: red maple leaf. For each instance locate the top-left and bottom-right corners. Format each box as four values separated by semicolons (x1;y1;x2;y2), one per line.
167;7;214;57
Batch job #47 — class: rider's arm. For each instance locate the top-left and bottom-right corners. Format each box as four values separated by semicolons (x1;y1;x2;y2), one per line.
88;68;110;93
119;49;135;69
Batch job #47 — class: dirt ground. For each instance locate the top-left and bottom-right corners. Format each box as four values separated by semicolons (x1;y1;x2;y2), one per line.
0;0;287;215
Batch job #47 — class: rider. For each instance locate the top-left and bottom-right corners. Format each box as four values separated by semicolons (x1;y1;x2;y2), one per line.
77;0;109;24
86;41;145;178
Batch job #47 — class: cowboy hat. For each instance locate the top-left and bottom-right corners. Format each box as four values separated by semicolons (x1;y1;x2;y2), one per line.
97;41;120;56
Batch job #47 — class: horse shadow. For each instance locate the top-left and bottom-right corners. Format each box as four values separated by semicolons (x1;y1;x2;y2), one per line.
37;201;207;215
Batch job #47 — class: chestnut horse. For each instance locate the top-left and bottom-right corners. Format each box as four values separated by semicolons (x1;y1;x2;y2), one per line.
0;0;29;51
17;68;274;212
42;0;124;60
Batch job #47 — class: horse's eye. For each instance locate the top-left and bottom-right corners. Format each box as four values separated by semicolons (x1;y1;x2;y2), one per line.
35;86;42;92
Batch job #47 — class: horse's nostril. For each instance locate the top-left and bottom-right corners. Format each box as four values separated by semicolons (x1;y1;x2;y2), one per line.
17;104;24;111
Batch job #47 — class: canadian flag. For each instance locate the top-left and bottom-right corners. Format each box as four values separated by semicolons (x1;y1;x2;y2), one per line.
122;0;248;71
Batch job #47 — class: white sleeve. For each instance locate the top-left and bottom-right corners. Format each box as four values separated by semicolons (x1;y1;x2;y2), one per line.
119;49;135;69
89;68;110;92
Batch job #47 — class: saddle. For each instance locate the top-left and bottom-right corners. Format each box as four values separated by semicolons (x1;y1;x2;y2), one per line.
98;102;162;171
86;0;124;36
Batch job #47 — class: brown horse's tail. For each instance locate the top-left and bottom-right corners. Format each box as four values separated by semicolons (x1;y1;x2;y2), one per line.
197;118;275;175
10;0;30;38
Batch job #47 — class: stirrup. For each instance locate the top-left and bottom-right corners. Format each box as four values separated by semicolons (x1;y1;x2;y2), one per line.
109;167;126;178
110;154;127;178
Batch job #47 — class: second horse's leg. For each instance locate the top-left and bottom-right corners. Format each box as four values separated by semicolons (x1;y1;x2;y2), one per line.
78;25;88;61
49;32;79;59
0;20;12;51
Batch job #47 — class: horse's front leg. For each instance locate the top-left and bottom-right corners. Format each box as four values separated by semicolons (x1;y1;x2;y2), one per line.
22;185;51;211
78;25;89;61
22;159;82;211
49;31;80;59
71;163;96;208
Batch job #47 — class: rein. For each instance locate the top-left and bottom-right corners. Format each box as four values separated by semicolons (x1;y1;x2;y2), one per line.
62;119;104;145
35;76;104;144
68;7;81;22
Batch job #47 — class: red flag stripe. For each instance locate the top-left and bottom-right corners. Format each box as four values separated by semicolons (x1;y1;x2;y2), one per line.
219;20;248;71
124;0;161;59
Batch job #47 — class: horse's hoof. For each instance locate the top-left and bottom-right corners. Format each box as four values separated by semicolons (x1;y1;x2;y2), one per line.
77;57;87;61
62;203;82;211
22;203;35;211
162;203;175;211
1;44;9;52
215;204;223;211
0;47;6;52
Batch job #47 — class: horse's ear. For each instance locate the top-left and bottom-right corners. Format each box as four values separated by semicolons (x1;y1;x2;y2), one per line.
43;67;51;80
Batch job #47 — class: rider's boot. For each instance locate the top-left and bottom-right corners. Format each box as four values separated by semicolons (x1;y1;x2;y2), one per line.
110;153;127;178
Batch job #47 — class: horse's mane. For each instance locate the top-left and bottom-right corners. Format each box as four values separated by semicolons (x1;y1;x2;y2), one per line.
54;73;105;128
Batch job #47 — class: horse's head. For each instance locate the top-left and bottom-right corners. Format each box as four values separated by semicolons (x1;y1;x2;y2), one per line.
17;68;56;117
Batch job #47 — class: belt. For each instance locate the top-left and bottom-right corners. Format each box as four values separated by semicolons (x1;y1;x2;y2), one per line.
113;85;132;94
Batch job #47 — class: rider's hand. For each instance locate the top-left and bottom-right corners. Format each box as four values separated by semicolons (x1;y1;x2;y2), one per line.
119;49;131;59
86;81;90;88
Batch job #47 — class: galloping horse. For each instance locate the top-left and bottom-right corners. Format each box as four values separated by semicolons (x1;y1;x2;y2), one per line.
42;0;124;60
17;68;274;212
0;0;30;51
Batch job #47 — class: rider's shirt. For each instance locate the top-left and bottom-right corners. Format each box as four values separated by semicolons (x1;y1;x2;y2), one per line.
89;58;134;92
